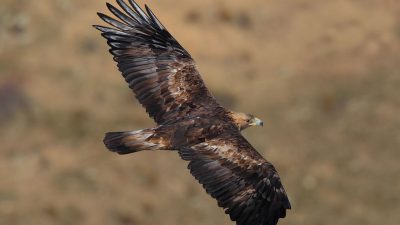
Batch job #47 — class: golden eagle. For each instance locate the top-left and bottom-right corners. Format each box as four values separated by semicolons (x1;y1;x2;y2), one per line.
94;1;291;224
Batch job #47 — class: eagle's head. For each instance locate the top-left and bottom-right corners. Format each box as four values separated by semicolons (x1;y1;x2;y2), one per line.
228;111;264;131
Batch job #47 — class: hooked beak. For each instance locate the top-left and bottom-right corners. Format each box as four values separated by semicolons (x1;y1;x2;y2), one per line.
249;117;264;127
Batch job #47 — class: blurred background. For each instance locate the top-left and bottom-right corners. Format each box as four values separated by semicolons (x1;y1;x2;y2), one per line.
1;0;400;224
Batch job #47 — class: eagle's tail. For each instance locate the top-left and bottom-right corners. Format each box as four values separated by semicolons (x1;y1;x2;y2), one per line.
103;128;169;154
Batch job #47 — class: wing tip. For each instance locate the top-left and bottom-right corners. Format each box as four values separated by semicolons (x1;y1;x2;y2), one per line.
96;0;169;32
92;24;102;31
105;2;116;14
96;12;107;19
105;2;112;8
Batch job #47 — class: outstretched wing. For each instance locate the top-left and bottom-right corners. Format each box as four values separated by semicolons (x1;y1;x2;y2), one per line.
179;131;291;225
94;0;219;124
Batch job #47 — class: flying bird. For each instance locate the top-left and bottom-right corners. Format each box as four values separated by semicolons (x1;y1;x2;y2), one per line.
94;1;291;224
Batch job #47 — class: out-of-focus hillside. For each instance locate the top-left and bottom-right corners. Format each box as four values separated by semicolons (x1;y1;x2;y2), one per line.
1;0;399;225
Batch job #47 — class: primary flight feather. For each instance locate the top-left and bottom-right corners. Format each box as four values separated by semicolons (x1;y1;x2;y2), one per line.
94;1;291;224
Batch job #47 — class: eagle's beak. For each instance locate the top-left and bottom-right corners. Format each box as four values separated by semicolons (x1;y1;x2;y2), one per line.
249;117;264;127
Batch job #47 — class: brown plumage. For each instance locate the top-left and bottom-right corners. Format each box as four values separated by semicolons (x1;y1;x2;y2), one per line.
94;1;291;225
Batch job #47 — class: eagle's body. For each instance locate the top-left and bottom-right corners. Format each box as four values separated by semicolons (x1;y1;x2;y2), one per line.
94;1;291;225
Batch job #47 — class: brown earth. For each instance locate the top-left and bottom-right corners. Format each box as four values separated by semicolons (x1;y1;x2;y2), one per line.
1;0;400;225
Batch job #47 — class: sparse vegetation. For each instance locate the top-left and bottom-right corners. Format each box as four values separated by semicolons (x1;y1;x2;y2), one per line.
0;0;399;225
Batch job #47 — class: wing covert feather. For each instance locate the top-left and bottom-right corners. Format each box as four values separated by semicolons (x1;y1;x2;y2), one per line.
179;131;291;225
94;1;219;124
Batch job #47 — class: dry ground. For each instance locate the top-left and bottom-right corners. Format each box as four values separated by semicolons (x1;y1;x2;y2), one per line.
1;0;400;225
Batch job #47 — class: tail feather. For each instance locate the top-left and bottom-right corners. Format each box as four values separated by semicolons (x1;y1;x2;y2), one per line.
103;128;168;154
